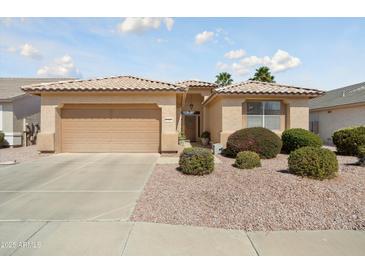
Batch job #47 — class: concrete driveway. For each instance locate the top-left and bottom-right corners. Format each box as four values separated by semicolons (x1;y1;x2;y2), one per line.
0;153;158;221
1;153;364;256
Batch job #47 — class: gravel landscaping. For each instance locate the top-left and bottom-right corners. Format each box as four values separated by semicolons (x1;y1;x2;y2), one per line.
0;145;49;164
131;154;365;231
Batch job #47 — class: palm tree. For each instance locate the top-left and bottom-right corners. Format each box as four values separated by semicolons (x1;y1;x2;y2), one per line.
215;72;233;87
249;66;275;83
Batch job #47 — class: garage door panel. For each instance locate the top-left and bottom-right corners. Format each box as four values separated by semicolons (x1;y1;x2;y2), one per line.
61;105;161;153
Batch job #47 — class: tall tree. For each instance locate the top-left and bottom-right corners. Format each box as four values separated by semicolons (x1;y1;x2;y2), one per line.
215;72;233;86
250;66;275;83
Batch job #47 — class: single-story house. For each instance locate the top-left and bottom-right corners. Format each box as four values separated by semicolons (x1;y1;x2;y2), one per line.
21;76;323;153
309;81;365;144
0;78;70;146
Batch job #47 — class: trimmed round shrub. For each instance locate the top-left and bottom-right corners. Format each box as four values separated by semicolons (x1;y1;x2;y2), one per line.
282;128;323;153
0;131;4;145
234;151;261;169
179;147;214;175
288;147;338;180
226;127;282;159
332;126;365;156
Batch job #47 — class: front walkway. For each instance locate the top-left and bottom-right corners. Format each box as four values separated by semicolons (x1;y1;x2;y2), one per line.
1;221;364;255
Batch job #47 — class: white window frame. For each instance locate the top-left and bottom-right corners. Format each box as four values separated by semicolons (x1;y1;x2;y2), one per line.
247;101;281;130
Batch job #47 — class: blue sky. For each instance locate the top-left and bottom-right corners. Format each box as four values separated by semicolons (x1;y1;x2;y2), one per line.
0;17;364;90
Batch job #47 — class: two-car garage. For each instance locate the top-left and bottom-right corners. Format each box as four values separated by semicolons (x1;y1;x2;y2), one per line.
22;75;183;154
61;104;161;153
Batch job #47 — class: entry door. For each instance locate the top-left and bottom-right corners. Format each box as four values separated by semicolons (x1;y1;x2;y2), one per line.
184;115;196;142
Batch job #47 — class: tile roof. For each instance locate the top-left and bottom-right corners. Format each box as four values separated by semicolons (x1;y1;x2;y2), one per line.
22;75;186;93
309;81;365;110
214;80;324;96
177;80;218;88
0;78;73;100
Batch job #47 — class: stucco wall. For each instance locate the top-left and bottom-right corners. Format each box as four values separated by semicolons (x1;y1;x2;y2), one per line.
285;98;309;130
204;96;222;143
39;92;178;153
310;104;365;144
204;95;310;146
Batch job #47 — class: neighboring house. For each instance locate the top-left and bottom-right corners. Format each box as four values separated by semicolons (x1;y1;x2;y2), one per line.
0;78;71;146
21;76;322;153
309;82;365;144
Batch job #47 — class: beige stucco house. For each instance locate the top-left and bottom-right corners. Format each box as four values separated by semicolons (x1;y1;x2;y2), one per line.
21;75;322;153
309;81;365;144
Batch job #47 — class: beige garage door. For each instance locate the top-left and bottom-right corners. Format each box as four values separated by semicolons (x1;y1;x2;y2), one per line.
61;104;161;153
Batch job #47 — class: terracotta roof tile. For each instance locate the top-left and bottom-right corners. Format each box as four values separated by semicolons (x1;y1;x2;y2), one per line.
215;80;323;96
177;80;218;88
21;75;186;93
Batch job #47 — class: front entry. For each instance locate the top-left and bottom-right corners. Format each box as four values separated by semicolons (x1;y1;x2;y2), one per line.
184;115;197;142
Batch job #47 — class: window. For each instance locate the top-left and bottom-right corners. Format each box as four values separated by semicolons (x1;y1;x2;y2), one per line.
247;101;281;130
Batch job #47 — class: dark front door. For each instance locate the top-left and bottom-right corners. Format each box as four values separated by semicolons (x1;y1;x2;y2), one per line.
184;115;196;142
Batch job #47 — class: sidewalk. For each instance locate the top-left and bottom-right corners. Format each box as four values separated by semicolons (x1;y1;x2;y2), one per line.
1;221;364;256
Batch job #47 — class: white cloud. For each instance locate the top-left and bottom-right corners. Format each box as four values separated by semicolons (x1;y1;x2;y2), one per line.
37;55;80;77
195;31;215;45
163;18;174;31
224;49;246;59
20;43;42;59
217;49;301;76
117;17;174;33
269;49;301;72
6;43;42;60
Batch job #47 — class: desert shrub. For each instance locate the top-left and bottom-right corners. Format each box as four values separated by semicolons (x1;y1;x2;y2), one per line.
288;147;338;180
357;145;365;166
179;147;214;175
201;131;210;139
0;131;4;145
282;128;323;153
226;127;282;159
234;151;261;169
332;126;365;155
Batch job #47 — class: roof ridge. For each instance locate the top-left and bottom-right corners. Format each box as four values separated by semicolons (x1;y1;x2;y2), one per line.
124;75;178;87
215;81;249;90
247;80;323;92
21;75;182;90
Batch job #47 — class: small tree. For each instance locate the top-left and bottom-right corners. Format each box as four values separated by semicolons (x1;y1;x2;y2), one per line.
215;72;233;86
250;66;275;83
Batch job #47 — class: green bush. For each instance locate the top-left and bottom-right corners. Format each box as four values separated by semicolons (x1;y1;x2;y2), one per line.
226;127;282;159
0;131;4;145
288;147;338;180
357;145;365;166
201;131;210;139
179;147;214;175
282;128;323;153
234;151;261;169
332;126;365;155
